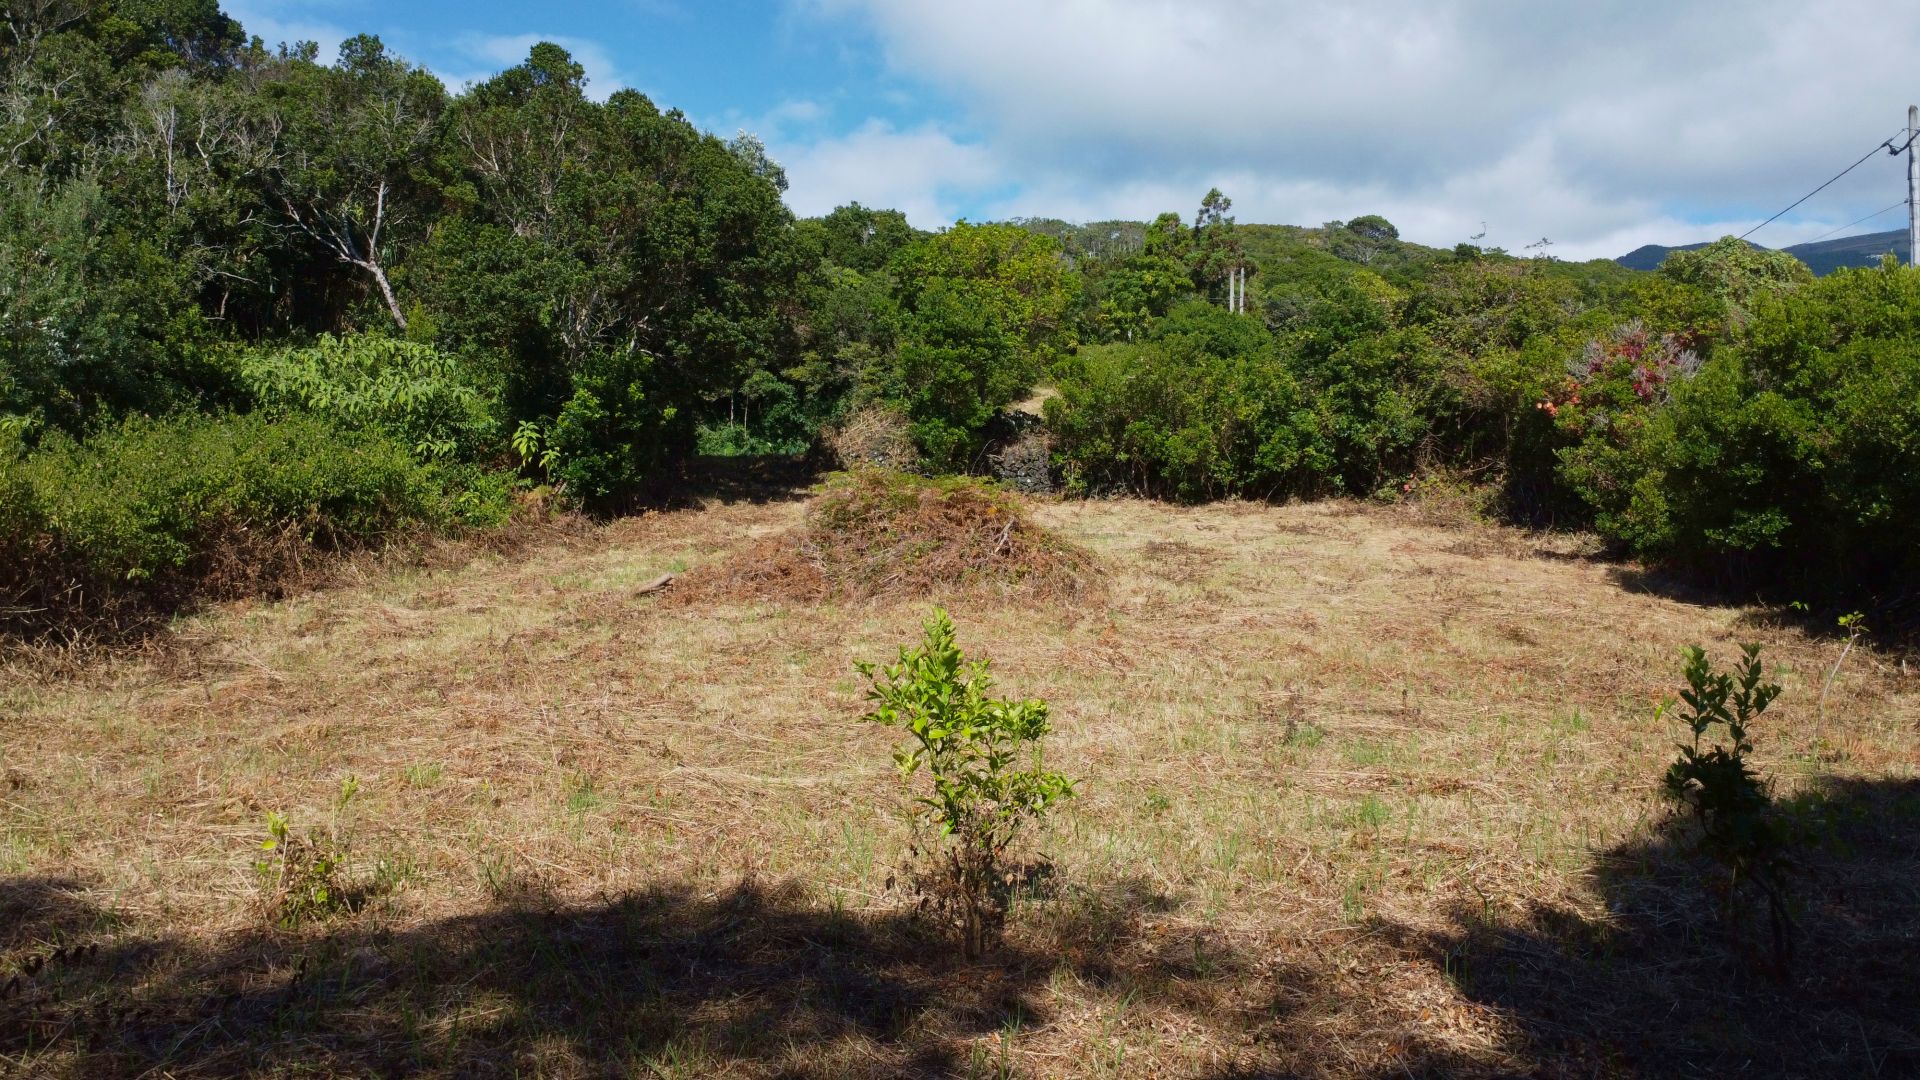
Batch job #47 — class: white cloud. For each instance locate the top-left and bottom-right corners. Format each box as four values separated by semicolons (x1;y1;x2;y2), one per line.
222;0;352;57
763;99;829;128
709;99;830;144
795;0;1920;255
776;120;1002;226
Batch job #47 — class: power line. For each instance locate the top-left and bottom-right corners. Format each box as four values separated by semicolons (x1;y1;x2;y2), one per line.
1801;199;1909;244
1738;130;1909;242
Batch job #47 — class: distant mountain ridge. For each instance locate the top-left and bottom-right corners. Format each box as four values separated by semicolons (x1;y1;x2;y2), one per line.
1617;229;1910;276
1785;229;1909;274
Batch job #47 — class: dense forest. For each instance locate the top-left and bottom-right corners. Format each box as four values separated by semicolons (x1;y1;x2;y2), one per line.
4;2;1918;637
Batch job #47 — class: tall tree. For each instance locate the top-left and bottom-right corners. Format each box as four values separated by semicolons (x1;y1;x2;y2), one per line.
258;35;444;331
423;43;798;504
1190;187;1245;308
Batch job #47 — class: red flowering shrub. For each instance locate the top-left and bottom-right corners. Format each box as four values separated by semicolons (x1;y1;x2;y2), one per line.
1558;264;1920;599
1539;319;1700;432
1548;320;1701;547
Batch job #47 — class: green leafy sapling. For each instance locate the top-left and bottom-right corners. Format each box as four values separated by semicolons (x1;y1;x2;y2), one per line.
1660;643;1793;968
511;420;560;482
1814;611;1867;741
252;777;360;927
857;607;1075;958
254;811;345;926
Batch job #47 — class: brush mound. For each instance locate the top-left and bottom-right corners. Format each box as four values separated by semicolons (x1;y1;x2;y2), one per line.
672;469;1095;604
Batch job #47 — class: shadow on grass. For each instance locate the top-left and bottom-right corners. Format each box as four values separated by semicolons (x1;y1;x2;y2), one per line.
9;783;1917;1076
0;875;1309;1077
0;878;123;952
1604;564;1920;648
1366;776;1920;1078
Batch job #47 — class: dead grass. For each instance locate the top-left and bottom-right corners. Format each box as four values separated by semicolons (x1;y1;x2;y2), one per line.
670;469;1096;607
823;407;920;472
0;496;586;671
1;490;1916;1077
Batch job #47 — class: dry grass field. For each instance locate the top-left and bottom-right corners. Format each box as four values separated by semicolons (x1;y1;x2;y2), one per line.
3;483;1917;1077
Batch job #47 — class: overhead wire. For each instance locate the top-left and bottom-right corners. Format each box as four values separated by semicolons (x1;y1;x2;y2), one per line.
1737;128;1911;242
1801;199;1909;245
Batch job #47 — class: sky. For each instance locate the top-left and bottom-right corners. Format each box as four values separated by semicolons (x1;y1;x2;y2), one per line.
223;0;1920;260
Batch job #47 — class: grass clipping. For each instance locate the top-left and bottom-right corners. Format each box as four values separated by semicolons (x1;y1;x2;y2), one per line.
674;469;1095;605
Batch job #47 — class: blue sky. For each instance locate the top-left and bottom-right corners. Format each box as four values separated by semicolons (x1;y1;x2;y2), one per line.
225;1;934;125
224;1;1920;260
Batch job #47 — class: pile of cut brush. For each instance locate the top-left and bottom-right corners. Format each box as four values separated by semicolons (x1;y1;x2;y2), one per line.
671;469;1095;605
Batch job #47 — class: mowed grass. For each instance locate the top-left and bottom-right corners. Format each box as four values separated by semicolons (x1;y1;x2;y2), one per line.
2;493;1916;1077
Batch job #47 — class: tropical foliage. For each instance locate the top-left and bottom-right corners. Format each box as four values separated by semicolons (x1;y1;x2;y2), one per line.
2;0;1915;626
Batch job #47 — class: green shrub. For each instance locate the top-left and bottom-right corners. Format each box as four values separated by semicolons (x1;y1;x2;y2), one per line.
549;349;695;510
1658;236;1813;315
0;412;504;633
860;280;1029;470
1661;644;1791;967
1548;319;1704;538
1052;280;1487;502
1089;251;1186;341
858;608;1075;957
1298;327;1457;495
1151;297;1271;358
0;427;40;605
239;334;499;461
1047;340;1327;500
1567;264;1920;593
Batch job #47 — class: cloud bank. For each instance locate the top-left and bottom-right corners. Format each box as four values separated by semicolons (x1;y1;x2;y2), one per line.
782;0;1920;258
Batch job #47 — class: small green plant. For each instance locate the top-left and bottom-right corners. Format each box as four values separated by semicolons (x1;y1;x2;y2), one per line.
254;811;347;927
1551;709;1592;736
1282;719;1325;750
565;774;603;816
402;762;444;788
1340;878;1370;921
857;607;1075;958
1352;795;1390;829
511;419;560;481
1344;739;1393;767
1660;643;1792;968
1815;611;1867;741
335;775;360;818
253;777;360;927
372;854;418;896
